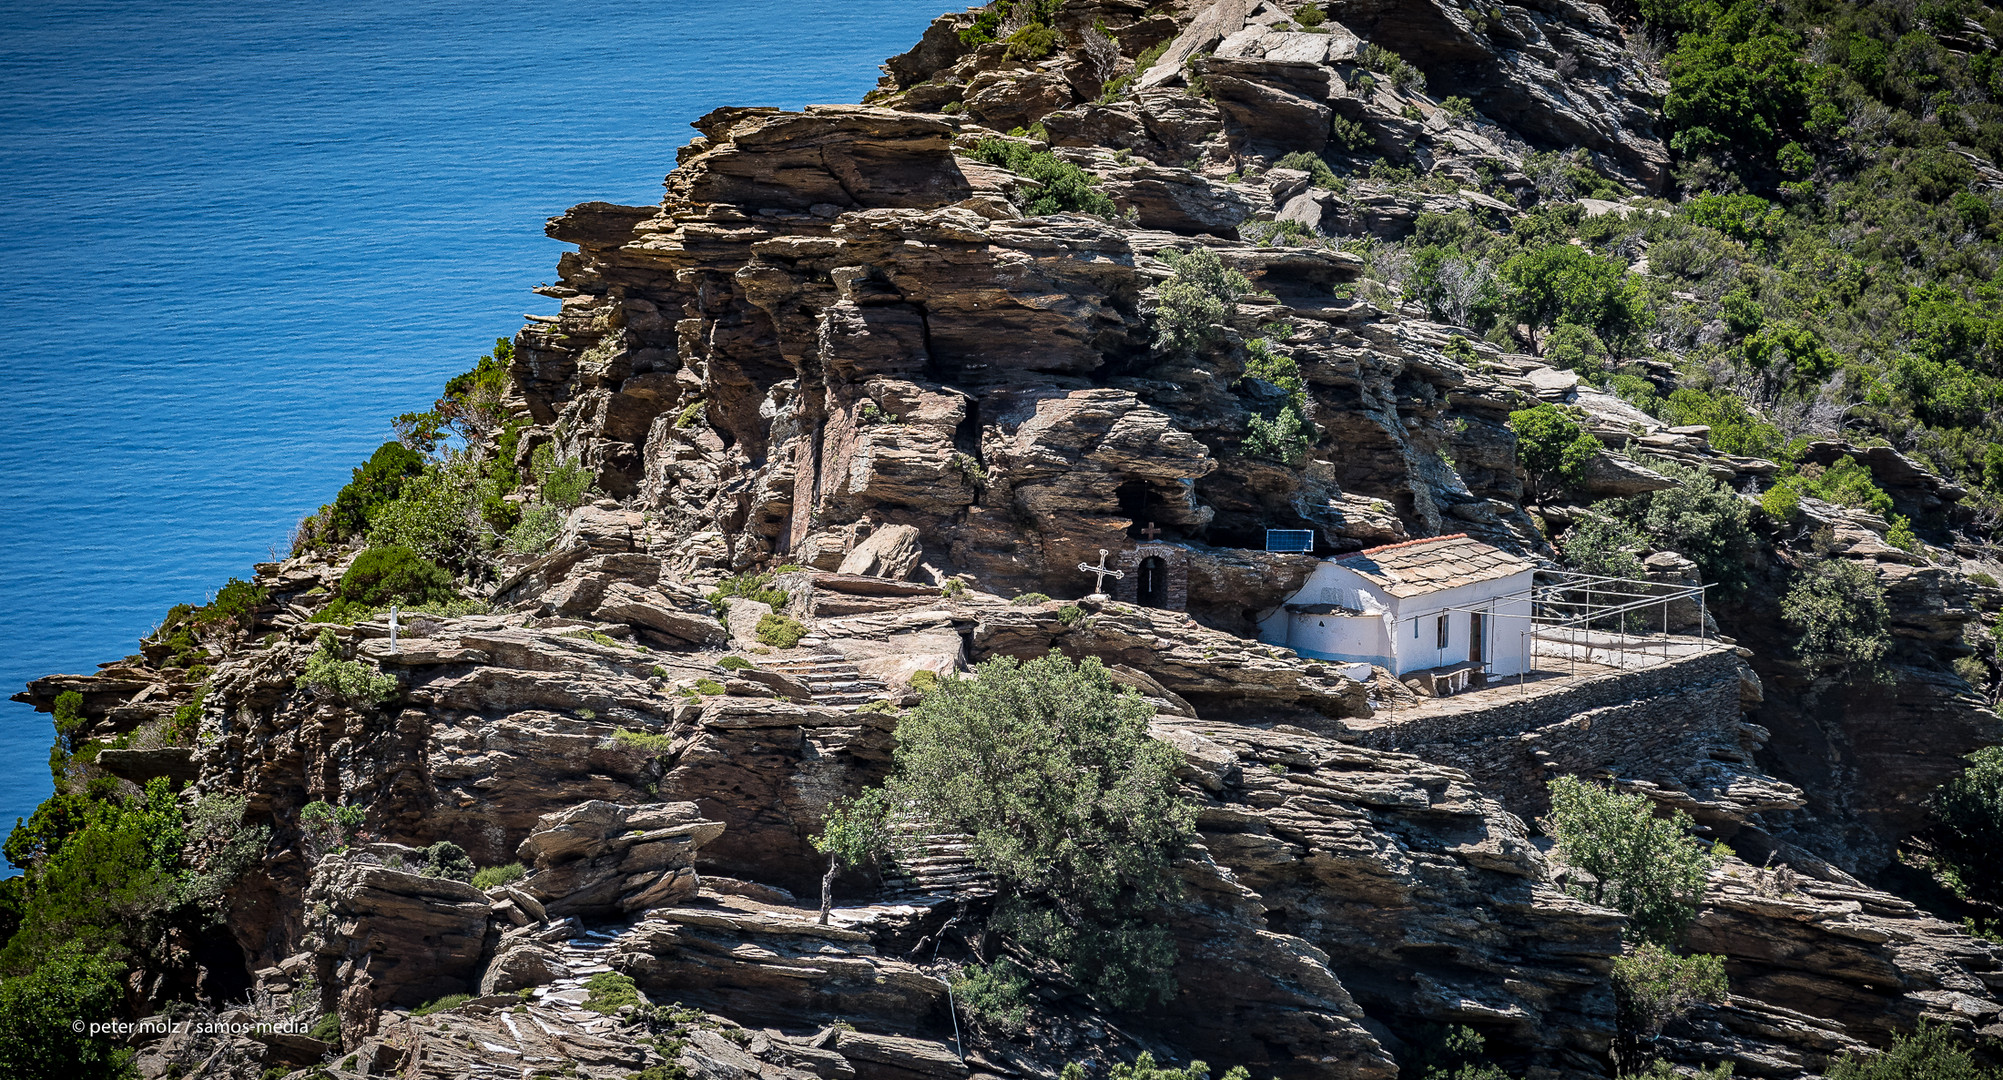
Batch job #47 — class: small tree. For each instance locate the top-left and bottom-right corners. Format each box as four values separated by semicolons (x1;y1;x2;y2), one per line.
1545;776;1715;947
1154;247;1251;357
1929;746;2003;913
810;788;894;925
888;651;1195;1011
1826;1022;1999;1080
1612;943;1727;1058
1509;404;1600;506
1781;558;1891;681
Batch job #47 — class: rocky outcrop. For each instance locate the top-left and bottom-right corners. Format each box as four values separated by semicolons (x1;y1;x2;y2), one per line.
303;848;496;1014
516;800;725;920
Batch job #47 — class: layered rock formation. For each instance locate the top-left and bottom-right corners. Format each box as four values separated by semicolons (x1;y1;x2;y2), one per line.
18;2;2003;1079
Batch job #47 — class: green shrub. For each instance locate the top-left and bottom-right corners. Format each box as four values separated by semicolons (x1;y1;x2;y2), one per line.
471;862;525;890
298;630;398;707
300;800;367;858
1153;247;1251;356
1273;150;1338;188
1502;244;1646;349
1003;23;1057;62
880;653;1194;1011
1245;403;1315;464
755;615;807;649
967;139;1117;217
420;841;475;883
694;677;727;695
316;544;459;624
1930;746;2003;909
411;993;471;1017
1010;593;1052;606
954;959;1032;1032
0;943;134;1080
1759;480;1802;523
331;441;427;538
1509;404;1600;505
675;400;707;429
1056;604;1085;625
1615;458;1757;592
716;655;753;671
1826;1022;1996;1080
165;686;207;746
582;971;642;1015
1358;43;1426;92
1546;775;1715;947
910;669;940;695
307;1011;342;1042
706;572;789;620
613;728;675;752
1561;514;1648;579
1782;558;1891;678
857;699;900;715
1613;943;1728;1060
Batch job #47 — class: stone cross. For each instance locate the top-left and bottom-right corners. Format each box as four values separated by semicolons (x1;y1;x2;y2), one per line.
1141;522;1161;541
1078;549;1124;597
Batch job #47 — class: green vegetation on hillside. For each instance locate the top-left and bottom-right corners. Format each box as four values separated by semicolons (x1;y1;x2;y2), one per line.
829;652;1194;1015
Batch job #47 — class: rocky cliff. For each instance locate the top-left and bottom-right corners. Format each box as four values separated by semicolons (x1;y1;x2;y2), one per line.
15;2;2003;1079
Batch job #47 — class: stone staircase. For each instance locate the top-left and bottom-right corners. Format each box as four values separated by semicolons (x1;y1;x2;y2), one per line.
757;653;894;709
880;818;993;900
525;925;625;1021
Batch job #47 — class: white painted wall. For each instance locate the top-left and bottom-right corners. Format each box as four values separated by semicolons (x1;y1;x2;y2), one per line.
1260;563;1538;677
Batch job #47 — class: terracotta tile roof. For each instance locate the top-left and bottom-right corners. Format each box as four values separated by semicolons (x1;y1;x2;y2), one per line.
1336;534;1533;598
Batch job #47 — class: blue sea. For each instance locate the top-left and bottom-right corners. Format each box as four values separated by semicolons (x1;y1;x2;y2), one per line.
0;0;949;850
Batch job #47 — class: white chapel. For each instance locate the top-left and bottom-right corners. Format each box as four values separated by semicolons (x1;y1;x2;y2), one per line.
1257;534;1538;678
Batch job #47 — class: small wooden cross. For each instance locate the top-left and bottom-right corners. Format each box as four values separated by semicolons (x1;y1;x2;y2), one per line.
1078;548;1125;596
1140;522;1161;541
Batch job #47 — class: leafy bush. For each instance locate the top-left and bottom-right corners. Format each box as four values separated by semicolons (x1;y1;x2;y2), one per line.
694;677;727;695
1546;775;1715;947
755;614;808;649
1245;404;1315;464
1613;943;1728;1059
298;630;399;707
716;655;753;671
1562;514;1648;579
1154;247;1251;356
1003;22;1057;61
613;729;674;753
954;959;1032;1032
1615;458;1756;592
1273;150;1338;188
316;544;458;623
1509;404;1601;505
419;841;475;883
1502;244;1647;350
1358;43;1426;91
1825;1022;1998;1080
1073;1052;1251;1080
1657;389;1798;462
0;942;135;1080
1930;746;2003;909
882;652;1194;1010
1010;593;1052;606
366;453;490;567
582;971;643;1015
330;441;427;539
967;139;1117;218
300;800;367;859
1406;247;1505;331
1781;558;1891;678
910;669;940;695
707;572;789;620
812;788;896;923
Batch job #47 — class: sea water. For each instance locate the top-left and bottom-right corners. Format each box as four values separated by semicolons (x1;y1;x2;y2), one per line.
0;0;948;851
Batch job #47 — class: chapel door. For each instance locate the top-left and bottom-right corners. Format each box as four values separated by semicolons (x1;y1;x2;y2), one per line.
1139;556;1168;608
1468;612;1485;664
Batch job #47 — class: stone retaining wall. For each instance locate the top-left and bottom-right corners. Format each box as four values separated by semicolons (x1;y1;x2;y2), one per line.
1355;647;1749;817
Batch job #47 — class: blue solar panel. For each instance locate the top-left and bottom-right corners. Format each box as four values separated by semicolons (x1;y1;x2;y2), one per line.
1266;529;1316;553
